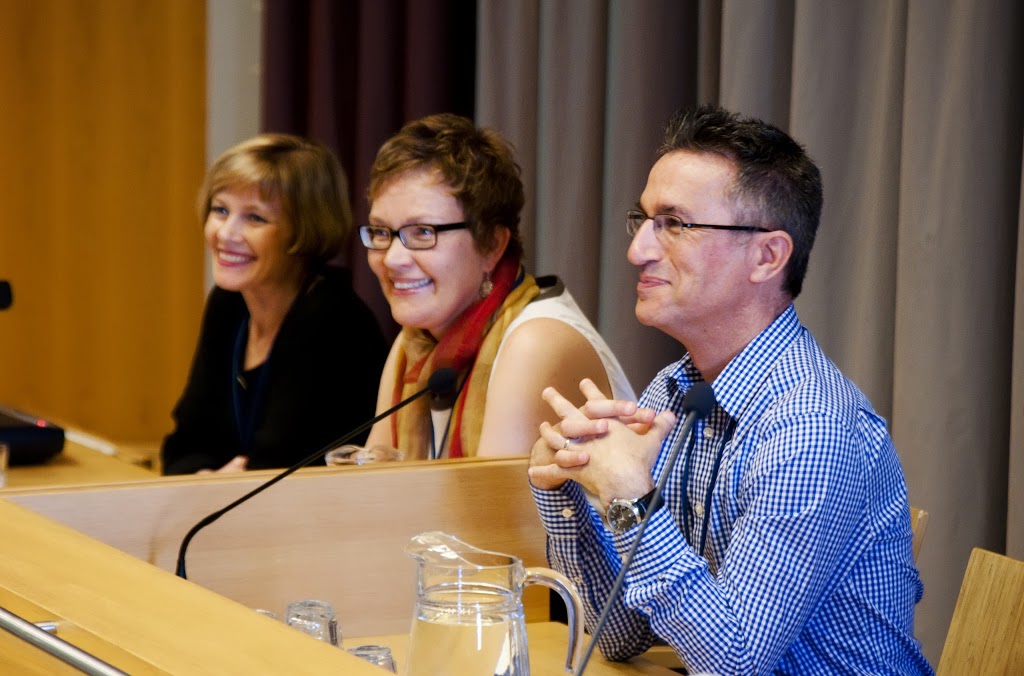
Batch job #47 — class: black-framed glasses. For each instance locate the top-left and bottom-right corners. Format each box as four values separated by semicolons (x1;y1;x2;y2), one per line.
359;222;468;250
626;209;771;238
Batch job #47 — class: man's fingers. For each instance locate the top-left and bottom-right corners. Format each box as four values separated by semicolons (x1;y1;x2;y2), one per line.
580;398;638;420
577;379;639;420
542;386;585;420
578;378;608;401
559;418;608;439
538;420;566;449
648;410;678;441
622;407;658;433
553;446;590;467
528;463;572;491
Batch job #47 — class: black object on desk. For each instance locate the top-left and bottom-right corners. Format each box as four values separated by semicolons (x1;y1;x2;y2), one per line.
0;405;65;465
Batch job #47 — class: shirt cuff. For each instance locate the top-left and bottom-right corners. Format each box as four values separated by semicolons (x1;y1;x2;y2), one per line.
531;481;594;537
611;506;699;591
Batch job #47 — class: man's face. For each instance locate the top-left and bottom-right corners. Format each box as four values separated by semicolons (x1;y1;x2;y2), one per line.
627;150;759;343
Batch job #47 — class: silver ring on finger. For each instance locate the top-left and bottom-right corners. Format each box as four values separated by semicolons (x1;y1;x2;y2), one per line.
562;437;572;451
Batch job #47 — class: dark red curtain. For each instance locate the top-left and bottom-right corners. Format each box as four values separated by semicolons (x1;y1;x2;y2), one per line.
261;0;477;339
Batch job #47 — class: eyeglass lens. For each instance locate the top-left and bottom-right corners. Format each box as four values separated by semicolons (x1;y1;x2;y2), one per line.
361;224;437;250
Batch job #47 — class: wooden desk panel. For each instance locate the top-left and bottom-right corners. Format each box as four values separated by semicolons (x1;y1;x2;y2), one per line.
0;499;388;675
4;458;550;637
3;459;685;674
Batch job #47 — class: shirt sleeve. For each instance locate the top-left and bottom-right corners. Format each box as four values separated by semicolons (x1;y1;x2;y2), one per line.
618;411;866;675
531;480;661;661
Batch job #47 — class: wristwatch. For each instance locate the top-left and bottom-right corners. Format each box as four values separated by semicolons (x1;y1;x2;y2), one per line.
606;488;662;533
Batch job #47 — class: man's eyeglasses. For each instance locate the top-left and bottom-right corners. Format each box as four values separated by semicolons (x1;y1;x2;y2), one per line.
359;222;468;250
626;209;771;238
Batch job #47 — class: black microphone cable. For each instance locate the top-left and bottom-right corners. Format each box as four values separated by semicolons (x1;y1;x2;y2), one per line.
574;381;717;675
175;367;458;579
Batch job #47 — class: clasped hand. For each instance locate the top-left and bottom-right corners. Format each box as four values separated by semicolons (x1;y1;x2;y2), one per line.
528;379;676;507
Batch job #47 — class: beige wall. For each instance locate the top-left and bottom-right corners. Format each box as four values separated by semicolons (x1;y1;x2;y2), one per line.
205;0;264;290
0;0;207;441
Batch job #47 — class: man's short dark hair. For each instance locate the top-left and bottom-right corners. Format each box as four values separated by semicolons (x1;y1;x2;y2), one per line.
658;104;824;298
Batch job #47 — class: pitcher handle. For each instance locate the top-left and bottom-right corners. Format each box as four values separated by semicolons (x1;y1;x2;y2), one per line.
524;567;585;674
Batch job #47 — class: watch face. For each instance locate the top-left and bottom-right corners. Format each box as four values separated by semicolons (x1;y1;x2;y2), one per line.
607;501;640;533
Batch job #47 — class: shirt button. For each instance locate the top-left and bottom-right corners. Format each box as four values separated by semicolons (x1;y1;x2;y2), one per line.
703;426;715;439
693;503;704;518
561;507;574;519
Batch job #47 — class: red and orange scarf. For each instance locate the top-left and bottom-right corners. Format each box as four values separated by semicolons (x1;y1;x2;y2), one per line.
389;255;539;458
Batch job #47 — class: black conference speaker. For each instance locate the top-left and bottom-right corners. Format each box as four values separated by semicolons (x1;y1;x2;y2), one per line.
0;405;65;465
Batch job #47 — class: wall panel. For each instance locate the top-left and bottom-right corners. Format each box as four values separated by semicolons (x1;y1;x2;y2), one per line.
0;0;206;441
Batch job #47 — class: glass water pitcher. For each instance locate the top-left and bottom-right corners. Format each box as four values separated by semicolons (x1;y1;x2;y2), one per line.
404;531;584;675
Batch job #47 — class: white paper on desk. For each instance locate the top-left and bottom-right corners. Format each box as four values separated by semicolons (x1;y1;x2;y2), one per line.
64;429;117;456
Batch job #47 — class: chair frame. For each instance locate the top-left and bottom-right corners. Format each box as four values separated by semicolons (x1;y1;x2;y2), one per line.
936;547;1024;675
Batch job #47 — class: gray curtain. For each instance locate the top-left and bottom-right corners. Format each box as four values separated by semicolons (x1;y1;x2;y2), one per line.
477;0;1024;665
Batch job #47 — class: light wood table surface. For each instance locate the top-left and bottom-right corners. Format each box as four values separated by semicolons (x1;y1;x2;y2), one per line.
3;438;156;489
0;498;387;674
354;621;681;675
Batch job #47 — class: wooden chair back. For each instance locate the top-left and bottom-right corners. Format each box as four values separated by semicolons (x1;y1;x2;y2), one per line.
909;505;928;561
936;547;1024;675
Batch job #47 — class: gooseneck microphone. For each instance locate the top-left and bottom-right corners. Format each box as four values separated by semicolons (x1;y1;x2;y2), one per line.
175;367;458;579
574;382;717;676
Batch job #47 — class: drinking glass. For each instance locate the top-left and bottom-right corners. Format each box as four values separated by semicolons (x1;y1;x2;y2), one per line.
285;599;340;646
325;444;404;465
348;645;397;673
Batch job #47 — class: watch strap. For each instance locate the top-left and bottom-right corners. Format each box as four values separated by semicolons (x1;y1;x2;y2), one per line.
635;487;663;517
607;487;664;533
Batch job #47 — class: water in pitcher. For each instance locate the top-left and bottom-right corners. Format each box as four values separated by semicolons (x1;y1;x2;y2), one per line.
405;590;528;676
403;532;584;675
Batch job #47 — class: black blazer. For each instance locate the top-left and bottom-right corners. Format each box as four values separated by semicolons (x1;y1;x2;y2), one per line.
161;267;387;474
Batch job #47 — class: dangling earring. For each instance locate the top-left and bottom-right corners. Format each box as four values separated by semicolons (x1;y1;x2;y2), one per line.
479;271;494;298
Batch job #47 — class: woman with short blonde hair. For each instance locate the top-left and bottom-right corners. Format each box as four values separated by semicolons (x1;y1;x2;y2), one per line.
162;134;387;474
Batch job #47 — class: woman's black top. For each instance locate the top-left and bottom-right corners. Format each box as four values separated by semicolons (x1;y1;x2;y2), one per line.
161;267;387;474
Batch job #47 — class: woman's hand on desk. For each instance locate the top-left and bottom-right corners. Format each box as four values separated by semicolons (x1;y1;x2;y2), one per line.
197;455;249;473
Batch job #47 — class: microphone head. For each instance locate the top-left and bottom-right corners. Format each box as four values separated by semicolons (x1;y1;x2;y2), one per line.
428;367;459;409
682;382;716;419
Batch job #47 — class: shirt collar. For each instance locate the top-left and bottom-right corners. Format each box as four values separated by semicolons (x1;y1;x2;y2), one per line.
664;304;802;420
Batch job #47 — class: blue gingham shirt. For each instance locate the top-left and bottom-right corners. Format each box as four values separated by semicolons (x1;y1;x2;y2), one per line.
532;306;932;675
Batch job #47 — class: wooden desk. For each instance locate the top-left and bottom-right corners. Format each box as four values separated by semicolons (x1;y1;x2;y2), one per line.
3;439;155;489
4;459;551;637
3;459;685;673
355;621;680;675
0;498;387;674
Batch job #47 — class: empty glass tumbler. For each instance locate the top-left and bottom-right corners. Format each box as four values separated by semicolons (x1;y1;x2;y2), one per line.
285;599;341;646
348;644;397;673
325;444;404;465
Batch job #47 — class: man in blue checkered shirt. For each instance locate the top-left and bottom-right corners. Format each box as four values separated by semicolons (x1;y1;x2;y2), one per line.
529;105;932;674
